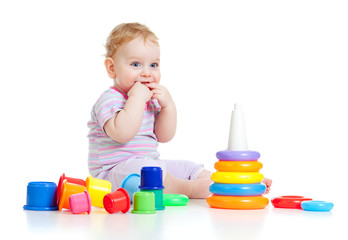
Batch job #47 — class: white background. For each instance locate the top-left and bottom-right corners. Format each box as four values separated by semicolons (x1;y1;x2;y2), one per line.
1;0;347;225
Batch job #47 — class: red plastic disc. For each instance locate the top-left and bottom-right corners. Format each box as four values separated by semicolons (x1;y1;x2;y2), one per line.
271;196;312;209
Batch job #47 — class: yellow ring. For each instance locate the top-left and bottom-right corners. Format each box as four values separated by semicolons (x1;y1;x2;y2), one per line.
207;195;269;209
214;161;263;172
211;171;263;184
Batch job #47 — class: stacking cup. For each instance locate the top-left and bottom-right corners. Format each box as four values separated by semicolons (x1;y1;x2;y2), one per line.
131;191;156;214
103;188;131;214
140;189;165;210
58;180;87;210
139;167;164;190
57;173;86;203
23;182;58;211
86;175;112;208
120;173;140;203
69;190;92;214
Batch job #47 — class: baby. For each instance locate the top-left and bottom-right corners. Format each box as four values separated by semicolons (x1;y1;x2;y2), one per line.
87;23;271;198
87;23;213;198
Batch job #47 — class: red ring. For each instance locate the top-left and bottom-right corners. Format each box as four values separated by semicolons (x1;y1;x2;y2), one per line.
271;196;312;209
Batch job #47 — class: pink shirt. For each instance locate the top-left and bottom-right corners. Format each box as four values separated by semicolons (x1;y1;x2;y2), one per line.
87;87;161;177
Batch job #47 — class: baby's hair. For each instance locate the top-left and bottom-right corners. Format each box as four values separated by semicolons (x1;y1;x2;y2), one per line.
105;22;159;58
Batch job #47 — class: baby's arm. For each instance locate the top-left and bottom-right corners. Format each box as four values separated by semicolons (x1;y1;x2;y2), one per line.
104;82;152;143
147;83;177;143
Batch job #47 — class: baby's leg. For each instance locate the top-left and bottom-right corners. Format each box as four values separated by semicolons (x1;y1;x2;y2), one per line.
188;169;212;198
163;159;213;199
163;171;212;199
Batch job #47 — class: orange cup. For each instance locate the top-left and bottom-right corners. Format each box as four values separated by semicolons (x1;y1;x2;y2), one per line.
58;180;87;210
57;173;86;204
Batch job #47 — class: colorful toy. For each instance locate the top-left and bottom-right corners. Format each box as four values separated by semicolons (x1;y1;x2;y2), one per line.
23;182;58;211
207;195;269;210
271;196;312;209
209;183;266;196
214;160;263;172
211;171;264;184
139;167;165;210
301;200;334;212
69;190;92;214
103;188;131;214
216;150;260;161
57;173;86;204
58;180;87;210
86;175;112;208
207;104;269;209
120;173;140;203
163;194;189;206
139;167;165;190
131;191;156;214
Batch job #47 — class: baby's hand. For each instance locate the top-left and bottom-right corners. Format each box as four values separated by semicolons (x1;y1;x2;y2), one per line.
262;177;272;194
146;83;173;108
128;82;153;103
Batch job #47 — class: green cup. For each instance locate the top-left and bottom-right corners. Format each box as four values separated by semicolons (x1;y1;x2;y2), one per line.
131;192;156;214
140;189;165;210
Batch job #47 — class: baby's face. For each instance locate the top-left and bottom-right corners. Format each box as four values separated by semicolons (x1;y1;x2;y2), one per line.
113;36;160;93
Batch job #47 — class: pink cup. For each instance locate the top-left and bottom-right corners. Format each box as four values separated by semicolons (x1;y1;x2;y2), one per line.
69;190;92;214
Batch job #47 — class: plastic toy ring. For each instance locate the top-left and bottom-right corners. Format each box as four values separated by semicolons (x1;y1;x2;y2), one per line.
271;196;312;209
214;161;263;172
211;171;263;184
216;150;260;161
163;194;189;206
301;201;334;212
209;183;266;196
207;195;269;209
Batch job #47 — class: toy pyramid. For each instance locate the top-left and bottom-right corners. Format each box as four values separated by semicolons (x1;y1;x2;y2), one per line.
207;104;269;209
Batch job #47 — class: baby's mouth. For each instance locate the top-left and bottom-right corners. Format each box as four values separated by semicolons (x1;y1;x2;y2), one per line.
136;77;153;84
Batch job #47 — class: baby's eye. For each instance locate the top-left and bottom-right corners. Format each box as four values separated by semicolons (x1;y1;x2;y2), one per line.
131;62;141;67
150;63;158;68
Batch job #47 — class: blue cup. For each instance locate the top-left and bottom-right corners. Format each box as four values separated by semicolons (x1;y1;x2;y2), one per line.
23;182;58;211
121;173;140;203
139;167;164;190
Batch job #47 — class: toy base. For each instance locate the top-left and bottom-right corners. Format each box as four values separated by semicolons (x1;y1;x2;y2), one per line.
207;195;269;210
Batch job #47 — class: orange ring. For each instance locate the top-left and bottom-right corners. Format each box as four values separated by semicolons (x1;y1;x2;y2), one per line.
207;195;269;209
214;161;263;172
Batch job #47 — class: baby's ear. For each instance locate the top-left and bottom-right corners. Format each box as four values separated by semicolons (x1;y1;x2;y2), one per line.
104;57;116;79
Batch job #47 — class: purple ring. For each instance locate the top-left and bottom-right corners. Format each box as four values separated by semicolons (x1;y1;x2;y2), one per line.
216;150;260;161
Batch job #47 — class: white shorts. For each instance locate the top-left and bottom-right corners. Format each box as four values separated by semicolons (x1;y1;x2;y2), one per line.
97;156;204;191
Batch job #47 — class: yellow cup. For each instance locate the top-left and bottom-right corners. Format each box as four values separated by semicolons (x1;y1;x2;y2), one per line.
211;171;263;184
86;175;112;208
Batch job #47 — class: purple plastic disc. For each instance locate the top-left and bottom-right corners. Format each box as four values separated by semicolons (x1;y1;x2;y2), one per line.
216;150;260;161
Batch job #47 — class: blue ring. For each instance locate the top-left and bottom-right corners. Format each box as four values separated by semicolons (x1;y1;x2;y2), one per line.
216;150;260;161
209;183;266;196
301;201;334;212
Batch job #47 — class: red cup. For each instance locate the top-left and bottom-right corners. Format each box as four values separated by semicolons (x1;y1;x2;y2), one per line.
57;173;86;203
69;190;92;214
103;188;131;214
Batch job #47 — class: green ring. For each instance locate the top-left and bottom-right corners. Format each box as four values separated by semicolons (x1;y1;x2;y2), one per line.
163;194;189;206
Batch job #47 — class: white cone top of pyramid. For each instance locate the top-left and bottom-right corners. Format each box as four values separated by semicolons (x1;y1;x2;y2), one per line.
227;103;248;151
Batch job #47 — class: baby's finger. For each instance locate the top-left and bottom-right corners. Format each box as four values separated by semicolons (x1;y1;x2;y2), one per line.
146;83;159;89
